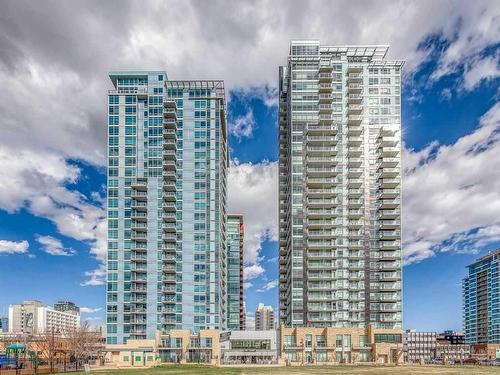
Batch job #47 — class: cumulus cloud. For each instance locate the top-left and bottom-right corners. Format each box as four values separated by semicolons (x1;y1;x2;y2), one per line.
80;264;106;286
257;279;278;292
228;160;278;281
0;239;29;254
463;53;500;90
36;235;75;256
243;264;266;281
80;307;102;314
0;0;498;282
403;103;500;264
229;109;256;139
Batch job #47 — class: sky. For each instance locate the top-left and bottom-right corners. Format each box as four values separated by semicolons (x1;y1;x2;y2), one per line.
0;0;499;332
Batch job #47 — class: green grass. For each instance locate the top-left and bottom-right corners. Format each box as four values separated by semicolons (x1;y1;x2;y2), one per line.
88;364;500;375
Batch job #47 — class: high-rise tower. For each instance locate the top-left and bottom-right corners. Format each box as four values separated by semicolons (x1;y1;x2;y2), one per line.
226;214;245;330
106;73;228;344
279;41;403;329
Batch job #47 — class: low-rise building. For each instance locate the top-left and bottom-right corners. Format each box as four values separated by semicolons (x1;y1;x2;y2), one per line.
404;330;436;363
8;300;80;335
280;325;403;365
220;330;278;365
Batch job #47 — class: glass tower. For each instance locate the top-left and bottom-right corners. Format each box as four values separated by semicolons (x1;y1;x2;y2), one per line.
463;249;500;344
279;41;403;329
107;73;228;344
226;214;244;330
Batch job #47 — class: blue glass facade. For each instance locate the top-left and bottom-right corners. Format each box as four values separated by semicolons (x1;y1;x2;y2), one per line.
463;249;500;344
107;73;228;344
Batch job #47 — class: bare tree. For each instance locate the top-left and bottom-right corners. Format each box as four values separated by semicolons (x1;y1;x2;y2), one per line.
35;328;64;372
67;321;103;370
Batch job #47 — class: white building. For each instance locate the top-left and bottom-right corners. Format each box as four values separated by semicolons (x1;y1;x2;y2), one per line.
255;304;275;331
279;40;403;328
220;330;278;364
8;300;80;335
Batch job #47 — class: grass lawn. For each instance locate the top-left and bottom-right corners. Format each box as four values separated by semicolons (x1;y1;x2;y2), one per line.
88;364;500;375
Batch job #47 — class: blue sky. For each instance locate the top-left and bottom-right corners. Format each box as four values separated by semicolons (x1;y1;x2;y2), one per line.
0;0;499;332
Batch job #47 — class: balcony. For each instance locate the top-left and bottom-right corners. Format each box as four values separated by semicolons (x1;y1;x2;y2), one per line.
348;178;363;188
163;213;177;222
379;241;401;250
130;209;148;221
378;167;399;178
347;209;363;218
163;149;177;161
347;73;363;81
347;94;363;103
131;180;147;191
319;73;332;81
308;188;341;196
307;209;337;218
307;198;338;208
163;160;176;171
348;115;363;125
319;93;332;102
306;135;338;143
379;178;400;188
307;146;337;156
131;222;147;232
307;177;335;187
379;230;400;240
379;220;401;230
379;157;399;168
163;192;176;202
319;104;332;113
378;188;399;199
307;124;338;134
131;190;148;201
307;167;341;176
347;83;363;92
163;182;177;192
319;83;333;92
379;209;400;220
163;264;176;274
162;203;177;213
307;219;338;228
163;128;177;141
307;156;339;165
162;222;176;232
131;201;147;211
348;188;363;197
131;231;147;241
348;198;363;207
348;136;363;146
379;199;400;209
348;157;363;167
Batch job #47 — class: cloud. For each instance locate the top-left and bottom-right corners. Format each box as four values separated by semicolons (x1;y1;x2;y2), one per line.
243;264;265;281
36;234;75;256
229;109;256;139
463;53;500;90
80;264;106;286
257;279;278;292
0;0;498;283
80;307;102;314
228;160;278;281
403;103;500;264
243;282;254;290
0;239;29;254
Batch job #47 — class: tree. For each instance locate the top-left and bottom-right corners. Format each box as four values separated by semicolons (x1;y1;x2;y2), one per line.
67;321;103;370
